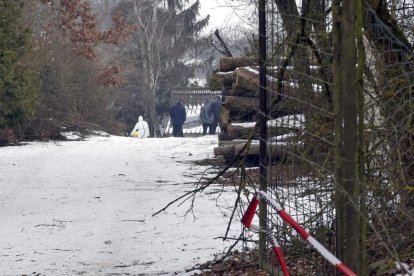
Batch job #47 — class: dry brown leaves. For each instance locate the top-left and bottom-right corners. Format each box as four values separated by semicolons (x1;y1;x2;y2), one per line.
43;0;136;86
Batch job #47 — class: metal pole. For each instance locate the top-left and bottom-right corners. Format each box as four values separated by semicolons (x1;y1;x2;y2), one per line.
258;0;268;269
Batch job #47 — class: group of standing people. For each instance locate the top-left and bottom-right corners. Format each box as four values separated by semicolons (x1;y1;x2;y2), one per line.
129;100;187;139
200;96;221;135
169;96;221;137
130;96;221;138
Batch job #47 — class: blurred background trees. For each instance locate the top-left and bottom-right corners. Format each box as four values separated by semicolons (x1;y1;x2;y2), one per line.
1;0;233;141
0;0;39;131
108;0;209;136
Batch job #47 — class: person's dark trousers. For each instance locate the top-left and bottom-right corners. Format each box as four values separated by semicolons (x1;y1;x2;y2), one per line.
173;124;184;137
202;123;210;135
209;121;219;134
178;125;183;137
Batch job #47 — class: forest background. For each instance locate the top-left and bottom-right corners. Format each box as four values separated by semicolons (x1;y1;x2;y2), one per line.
1;0;414;274
0;0;253;143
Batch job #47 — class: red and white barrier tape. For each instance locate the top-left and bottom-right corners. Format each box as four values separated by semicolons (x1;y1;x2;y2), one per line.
266;228;290;276
241;192;357;276
243;222;290;276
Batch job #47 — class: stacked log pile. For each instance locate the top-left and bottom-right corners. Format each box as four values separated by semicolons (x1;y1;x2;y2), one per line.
210;57;303;163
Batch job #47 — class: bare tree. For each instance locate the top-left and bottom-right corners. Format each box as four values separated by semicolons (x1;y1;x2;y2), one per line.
112;0;208;137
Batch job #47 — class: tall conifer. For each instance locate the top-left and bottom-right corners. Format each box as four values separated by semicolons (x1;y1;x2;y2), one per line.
0;0;39;128
111;0;208;136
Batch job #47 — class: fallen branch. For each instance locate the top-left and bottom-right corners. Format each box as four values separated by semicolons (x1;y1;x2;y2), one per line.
34;224;63;228
152;121;260;217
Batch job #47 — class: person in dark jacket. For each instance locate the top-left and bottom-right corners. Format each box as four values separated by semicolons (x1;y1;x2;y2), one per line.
169;100;186;137
200;101;213;135
208;96;221;134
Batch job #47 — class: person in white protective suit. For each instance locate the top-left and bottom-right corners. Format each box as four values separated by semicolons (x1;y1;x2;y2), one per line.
130;116;150;138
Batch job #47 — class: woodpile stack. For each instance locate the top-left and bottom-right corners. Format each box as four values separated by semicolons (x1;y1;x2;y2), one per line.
210;57;303;164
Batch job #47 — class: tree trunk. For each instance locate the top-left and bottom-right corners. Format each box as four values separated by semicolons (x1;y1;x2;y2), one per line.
333;0;360;271
214;142;298;161
223;95;302;117
235;67;260;86
332;0;345;264
356;0;367;273
209;71;235;90
220;124;298;141
223;96;259;111
230;83;258;97
341;0;359;271
219;57;259;72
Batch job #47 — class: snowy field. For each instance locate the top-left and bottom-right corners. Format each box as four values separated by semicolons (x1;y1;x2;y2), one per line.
0;135;239;275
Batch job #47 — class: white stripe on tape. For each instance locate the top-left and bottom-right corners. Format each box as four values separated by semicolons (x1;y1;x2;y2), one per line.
307;236;341;265
258;191;283;211
249;224;261;232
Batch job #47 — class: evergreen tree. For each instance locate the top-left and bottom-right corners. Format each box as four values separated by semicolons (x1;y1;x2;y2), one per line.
111;0;208;136
0;0;39;128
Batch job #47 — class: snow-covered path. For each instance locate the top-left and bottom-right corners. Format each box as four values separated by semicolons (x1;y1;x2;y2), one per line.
0;136;238;275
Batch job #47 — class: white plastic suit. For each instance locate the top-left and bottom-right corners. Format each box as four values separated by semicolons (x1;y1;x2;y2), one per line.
130;116;150;138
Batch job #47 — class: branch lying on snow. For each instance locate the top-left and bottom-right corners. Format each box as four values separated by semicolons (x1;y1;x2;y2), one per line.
152;123;263;270
212;232;243;265
34;224;64;228
151;152;244;217
185;233;262;273
223;164;246;240
121;219;145;222
214;236;258;243
34;219;71;228
152;121;259;217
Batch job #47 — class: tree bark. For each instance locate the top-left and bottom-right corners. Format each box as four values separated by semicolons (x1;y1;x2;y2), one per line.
223;96;259;111
341;0;359;271
224;94;302;113
214;142;298;161
219;124;298;141
230;83;258;97
209;71;235;90
356;0;367;273
219;57;259;72
333;0;360;271
235;67;260;86
332;0;345;263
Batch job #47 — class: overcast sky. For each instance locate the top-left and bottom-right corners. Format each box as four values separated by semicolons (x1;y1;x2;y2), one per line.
198;0;253;33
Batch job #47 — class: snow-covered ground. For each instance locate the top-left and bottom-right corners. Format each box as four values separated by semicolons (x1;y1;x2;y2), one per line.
0;135;240;275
